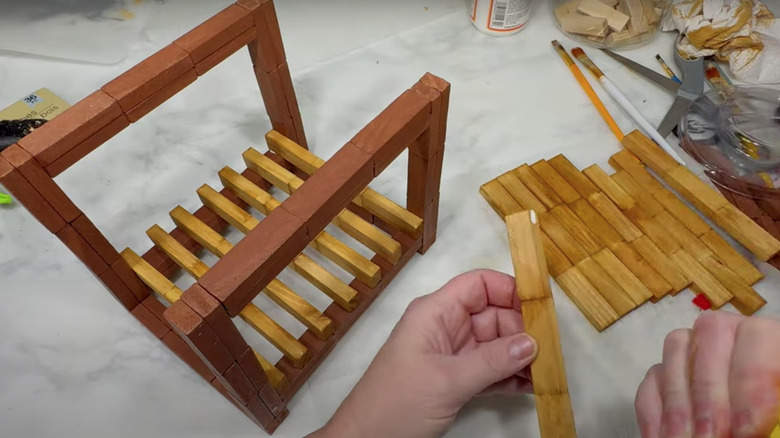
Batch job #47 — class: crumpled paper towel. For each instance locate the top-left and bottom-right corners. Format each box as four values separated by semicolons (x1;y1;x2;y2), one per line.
662;0;780;83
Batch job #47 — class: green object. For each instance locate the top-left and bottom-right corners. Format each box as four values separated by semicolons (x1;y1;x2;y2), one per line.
0;192;12;205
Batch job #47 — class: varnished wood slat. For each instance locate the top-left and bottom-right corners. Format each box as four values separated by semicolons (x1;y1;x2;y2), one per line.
699;230;763;285
653;211;713;261
531;159;581;204
651;188;711;236
624;207;680;255
610;241;672;300
170;206;233;257
239;305;312;367
497;171;547;213
197;184;259;234
588;192;643;241
265;130;423;237
568;198;623;248
630;236;690;293
610;170;664;217
480;179;524;219
146;225;210;279
254;351;289;393
671;249;733;309
608;149;665;194
236;155;403;264
555;267;619;332
541;232;574;278
120;248;183;304
576;257;636;317
548;154;599;198
583;165;635;210
539;212;589;264
592;248;653;306
549;204;603;255
265;280;334;340
700;257;766;316
712;204;780;262
514;164;563;209
505;212;577;438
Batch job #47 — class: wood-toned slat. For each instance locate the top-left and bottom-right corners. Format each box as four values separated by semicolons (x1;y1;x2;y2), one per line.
610;170;664;216
235;155;403;264
514;164;563;209
200;182;381;287
576;257;636;317
653;211;713;261
671;249;733;309
239;305;312;367
170;206;233;257
254;351;289;393
630;236;690;293
588;192;642;241
120;248;183;304
568;198;623;248
265;130;423;237
555;266;619;332
497;171;547;213
700;257;766;316
610;241;672;301
592;248;653;306
265;280;334;340
548;154;599;198
699;230;763;285
531;159;581;204
480;179;524;219
539;212;589;264
549;204;603;255
146;225;209;279
583;165;635;210
651;188;711;236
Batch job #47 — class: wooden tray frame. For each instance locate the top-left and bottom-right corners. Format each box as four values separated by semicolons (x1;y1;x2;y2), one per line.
0;0;449;433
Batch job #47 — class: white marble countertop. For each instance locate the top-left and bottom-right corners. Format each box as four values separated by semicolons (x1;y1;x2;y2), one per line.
2;1;780;437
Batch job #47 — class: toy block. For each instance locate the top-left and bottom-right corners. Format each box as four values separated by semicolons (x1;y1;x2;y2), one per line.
610;241;671;300
505;212;577;438
539;211;589;264
588;192;642;241
147;225;209;279
46;114;131;176
161;331;216;381
757;198;780;220
181;284;248;360
630;235;690;292
237;348;285;395
583;165;634;210
731;192;763;219
289;255;359;311
131;302;171;339
497;171;548;213
0;157;67;233
624;0;649;33
549;204;603;255
141;295;169;323
239;0;286;73
531;159;581;204
559;14;608;37
170;206;234;257
549;154;599;198
265;280;334;340
624;207;679;255
608;150;665;194
700;257;766;316
253;62;308;148
712;204;780;261
126;69;198;123
334;209;402;263
671;250;733;309
664;166;729;217
620;131;680;176
610;170;663;216
542;233;574;278
243;395;279;431
120;248;183;303
578;0;630;31
198;184;260;234
17;91;123;167
407;149;444;218
568;198;623;248
576;256;636;316
265;130;423;236
310;232;381;287
409;82;444;160
240;305;311;368
198;206;308;316
220;362;259;405
350;90;431;175
652;211;712;261
195;27;258;76
111;257;152;301
56;225;110;275
506;211;550;301
1;144;81;221
651;188;711;236
102;44;195;113
756;215;780;240
243;149;299;194
97;268;141;310
514;164;563;209
592;247;652;306
174;4;253;64
555;266;619;331
280;142;374;235
419;72;451;142
163;300;235;374
70;214;120;264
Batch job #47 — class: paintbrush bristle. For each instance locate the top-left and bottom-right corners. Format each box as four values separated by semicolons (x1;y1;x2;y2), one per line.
571;47;604;78
551;40;575;66
655;54;663;61
705;65;721;80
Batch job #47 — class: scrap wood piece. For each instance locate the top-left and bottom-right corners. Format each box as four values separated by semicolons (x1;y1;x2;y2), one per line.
506;211;577;438
555;266;619;331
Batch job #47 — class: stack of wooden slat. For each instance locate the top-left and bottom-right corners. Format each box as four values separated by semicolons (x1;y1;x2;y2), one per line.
555;0;664;47
481;130;777;331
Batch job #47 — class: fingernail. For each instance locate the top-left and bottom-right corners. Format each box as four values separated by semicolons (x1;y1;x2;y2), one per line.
694;413;714;438
509;335;536;360
732;409;753;435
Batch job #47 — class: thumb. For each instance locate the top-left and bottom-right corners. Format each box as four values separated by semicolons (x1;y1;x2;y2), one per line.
450;333;538;399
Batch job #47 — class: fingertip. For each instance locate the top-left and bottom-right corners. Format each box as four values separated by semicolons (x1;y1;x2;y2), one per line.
508;333;537;363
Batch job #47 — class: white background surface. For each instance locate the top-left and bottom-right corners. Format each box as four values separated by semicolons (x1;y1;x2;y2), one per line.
1;1;779;437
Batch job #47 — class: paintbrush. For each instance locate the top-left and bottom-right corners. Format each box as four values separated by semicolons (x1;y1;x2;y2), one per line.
655;54;682;84
552;40;624;141
571;47;686;165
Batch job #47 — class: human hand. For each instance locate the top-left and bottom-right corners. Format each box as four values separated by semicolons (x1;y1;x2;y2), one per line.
635;311;780;438
308;269;538;438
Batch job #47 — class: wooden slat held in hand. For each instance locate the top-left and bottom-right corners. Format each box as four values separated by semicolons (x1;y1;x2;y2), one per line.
506;211;577;438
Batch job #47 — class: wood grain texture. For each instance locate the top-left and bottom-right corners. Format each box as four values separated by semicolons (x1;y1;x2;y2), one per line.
583;165;635;210
289;254;359;311
664;166;729;217
700;257;766;316
592;248;652;306
610;241;671;300
621;130;680;175
531;160;581;204
539;212;589;264
671;250;733;309
610;170;664;216
555;267;619;332
238;305;311;368
264;279;334;340
170;206;234;257
653;211;713;261
120;248;183;304
542;233;574;278
625;207;680;255
514;165;563;209
146;225;209;279
507;211;551;301
651;188;711;237
498;171;548;213
577;257;636;316
588;193;643;241
630;236;690;293
548;155;599;198
699;230;763;285
712;204;780;262
480;180;524;219
608;150;665;194
569;198;623;248
549;204;603;255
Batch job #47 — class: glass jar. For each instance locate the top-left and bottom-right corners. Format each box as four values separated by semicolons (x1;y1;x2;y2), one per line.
552;0;670;49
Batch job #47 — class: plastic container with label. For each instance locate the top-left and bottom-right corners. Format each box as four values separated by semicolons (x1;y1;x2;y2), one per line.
470;0;532;37
552;0;669;49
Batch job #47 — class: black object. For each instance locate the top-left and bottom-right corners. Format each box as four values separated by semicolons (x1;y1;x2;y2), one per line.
0;119;47;151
